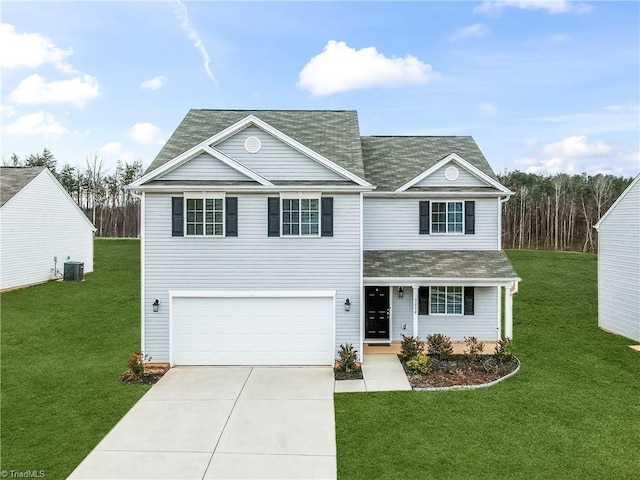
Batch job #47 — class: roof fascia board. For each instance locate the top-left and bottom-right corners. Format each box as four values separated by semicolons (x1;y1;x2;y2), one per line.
594;174;640;230
126;184;373;193
365;190;513;198
364;276;520;286
395;153;511;194
201;145;273;186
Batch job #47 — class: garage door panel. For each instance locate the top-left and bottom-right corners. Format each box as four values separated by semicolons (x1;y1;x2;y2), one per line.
172;295;334;365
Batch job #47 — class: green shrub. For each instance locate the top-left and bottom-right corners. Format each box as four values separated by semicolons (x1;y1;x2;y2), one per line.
426;333;453;359
494;337;513;360
127;351;144;376
464;336;485;357
336;343;358;373
406;353;431;374
400;335;425;360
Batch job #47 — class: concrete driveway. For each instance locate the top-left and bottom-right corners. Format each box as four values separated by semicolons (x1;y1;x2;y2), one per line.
69;367;336;479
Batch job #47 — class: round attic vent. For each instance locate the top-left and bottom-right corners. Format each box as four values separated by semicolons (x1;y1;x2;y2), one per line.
244;136;262;154
445;166;459;181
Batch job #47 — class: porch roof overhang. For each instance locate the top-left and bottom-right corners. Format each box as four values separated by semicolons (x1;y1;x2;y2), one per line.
363;250;520;286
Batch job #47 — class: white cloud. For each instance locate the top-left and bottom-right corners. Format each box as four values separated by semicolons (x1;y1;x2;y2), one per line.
98;142;134;163
129;122;163;145
5;111;69;139
8;74;100;108
475;0;592;14
298;40;433;96
173;0;216;84
511;135;622;175
541;135;612;158
478;102;497;116
0;105;17;118
0;23;74;72
450;23;490;41
140;75;168;90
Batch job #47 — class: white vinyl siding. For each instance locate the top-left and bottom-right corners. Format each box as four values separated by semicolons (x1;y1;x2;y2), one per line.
143;192;361;362
0;170;94;290
417;286;498;342
391;286;414;338
412;163;489;188
597;178;640;342
214;126;346;182
363;197;499;250
158;153;251;181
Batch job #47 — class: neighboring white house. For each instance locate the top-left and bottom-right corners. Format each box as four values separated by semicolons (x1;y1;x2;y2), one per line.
594;174;640;342
0;167;95;291
129;110;520;366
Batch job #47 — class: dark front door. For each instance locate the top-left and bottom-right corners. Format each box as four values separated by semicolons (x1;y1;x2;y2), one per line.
365;286;390;339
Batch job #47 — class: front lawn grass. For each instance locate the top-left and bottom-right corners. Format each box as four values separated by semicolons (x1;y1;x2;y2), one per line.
336;250;640;479
1;239;148;478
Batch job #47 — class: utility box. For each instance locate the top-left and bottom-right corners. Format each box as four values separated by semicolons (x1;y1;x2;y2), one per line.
63;261;84;282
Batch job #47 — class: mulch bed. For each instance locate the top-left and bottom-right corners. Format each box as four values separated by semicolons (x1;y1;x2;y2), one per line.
334;367;364;380
400;354;518;388
120;366;168;384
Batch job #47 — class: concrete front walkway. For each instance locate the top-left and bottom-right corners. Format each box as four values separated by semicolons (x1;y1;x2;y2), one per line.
334;354;411;393
69;367;336;480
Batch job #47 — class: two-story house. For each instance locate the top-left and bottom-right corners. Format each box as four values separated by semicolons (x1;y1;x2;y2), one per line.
129;110;519;366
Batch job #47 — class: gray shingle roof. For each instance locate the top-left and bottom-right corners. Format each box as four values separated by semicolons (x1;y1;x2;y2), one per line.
146;109;365;179
364;250;518;279
0;167;44;207
361;136;499;192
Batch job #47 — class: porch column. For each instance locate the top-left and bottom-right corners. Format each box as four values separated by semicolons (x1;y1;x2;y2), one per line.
412;285;419;337
505;285;513;339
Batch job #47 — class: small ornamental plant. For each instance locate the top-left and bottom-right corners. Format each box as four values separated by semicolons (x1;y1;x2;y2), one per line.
463;336;485;358
400;335;425;361
426;333;454;359
336;343;359;373
494;337;513;360
406;353;431;374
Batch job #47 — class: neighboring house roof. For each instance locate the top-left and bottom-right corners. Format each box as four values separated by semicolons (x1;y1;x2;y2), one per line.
0;166;45;207
361;136;499;192
147;109;365;179
594;173;640;230
364;250;519;279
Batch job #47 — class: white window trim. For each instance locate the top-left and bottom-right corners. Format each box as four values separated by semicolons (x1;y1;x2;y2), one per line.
420;286;465;316
280;192;321;238
430;200;465;235
184;192;226;237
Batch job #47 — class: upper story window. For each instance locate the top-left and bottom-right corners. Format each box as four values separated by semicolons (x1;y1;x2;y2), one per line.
419;200;475;236
282;197;319;236
185;196;224;236
431;201;463;234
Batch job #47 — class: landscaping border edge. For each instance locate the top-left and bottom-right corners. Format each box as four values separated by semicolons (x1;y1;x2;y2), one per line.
412;356;520;392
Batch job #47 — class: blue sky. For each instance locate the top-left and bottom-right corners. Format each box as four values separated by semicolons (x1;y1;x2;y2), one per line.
2;0;639;177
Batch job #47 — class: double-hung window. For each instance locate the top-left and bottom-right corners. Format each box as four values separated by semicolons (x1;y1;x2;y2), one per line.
431;201;463;234
430;286;463;314
185;195;224;236
282;196;319;236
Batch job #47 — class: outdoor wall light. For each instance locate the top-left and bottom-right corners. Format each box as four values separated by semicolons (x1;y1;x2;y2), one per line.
152;299;160;312
344;298;351;311
398;287;404;298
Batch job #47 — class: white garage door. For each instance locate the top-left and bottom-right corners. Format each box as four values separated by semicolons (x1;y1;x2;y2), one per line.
171;293;334;366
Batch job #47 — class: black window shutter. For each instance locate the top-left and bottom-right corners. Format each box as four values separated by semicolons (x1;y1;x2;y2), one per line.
267;197;280;237
321;197;333;237
465;201;475;234
226;197;238;237
418;287;429;315
171;197;184;237
419;201;430;234
464;287;475;315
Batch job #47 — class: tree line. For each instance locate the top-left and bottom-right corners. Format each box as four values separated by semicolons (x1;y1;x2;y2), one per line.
497;171;634;252
5;149;144;238
4;149;635;251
